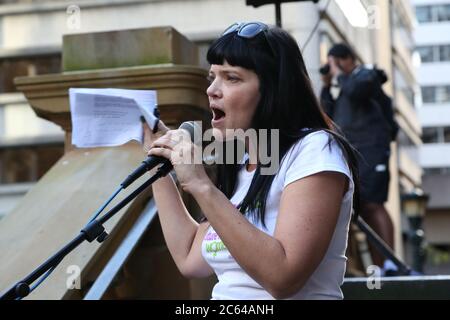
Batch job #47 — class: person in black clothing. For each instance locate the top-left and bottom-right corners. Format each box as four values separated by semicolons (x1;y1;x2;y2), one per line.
320;43;396;272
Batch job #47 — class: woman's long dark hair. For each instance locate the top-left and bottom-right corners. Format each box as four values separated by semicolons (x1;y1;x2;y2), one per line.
206;24;360;227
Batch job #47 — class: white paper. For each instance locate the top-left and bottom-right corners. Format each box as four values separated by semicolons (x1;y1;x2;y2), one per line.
69;88;157;148
98;88;158;129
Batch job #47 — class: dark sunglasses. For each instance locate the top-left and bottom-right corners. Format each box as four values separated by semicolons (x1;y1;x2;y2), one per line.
223;22;268;37
222;22;276;56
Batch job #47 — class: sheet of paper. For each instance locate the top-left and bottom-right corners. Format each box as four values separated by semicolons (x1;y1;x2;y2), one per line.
70;92;142;147
98;88;158;129
69;88;157;148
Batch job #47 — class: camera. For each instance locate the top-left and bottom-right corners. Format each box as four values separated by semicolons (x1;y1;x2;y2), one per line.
319;63;330;75
374;67;388;84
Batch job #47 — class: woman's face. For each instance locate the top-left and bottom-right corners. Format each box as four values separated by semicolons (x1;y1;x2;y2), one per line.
207;61;261;140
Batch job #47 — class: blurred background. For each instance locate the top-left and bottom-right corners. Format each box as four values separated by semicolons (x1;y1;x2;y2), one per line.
0;0;449;298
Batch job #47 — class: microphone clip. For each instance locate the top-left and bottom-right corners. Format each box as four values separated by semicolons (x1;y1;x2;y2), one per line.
152;106;160;134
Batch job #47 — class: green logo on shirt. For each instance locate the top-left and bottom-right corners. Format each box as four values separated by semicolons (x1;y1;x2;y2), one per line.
205;241;227;257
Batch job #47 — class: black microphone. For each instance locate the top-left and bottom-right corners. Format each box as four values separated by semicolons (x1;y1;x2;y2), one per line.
120;121;201;188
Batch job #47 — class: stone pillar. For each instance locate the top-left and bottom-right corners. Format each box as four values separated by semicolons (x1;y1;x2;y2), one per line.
0;27;214;300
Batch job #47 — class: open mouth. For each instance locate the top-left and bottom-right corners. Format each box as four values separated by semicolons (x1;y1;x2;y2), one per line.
211;107;226;121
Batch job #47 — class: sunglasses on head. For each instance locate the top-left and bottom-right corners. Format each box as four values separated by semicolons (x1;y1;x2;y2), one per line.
222;22;268;37
222;22;276;56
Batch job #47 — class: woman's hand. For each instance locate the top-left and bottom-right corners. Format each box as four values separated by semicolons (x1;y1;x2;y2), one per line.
142;120;170;153
147;129;211;194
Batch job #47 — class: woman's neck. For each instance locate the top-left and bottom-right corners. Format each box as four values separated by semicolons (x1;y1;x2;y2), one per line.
245;137;258;172
246;163;257;172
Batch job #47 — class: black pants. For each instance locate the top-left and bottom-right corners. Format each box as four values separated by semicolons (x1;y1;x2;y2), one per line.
356;145;390;204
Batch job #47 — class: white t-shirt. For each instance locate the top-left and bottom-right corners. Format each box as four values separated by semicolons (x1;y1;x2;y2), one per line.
201;130;354;300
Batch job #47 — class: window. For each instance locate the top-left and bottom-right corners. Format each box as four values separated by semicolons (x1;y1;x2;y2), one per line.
417;46;434;63
0;54;61;93
439;45;450;62
423;167;450;175
404;88;415;107
416;6;431;23
319;32;335;65
397;129;415;147
422;86;436;103
416;45;450;63
416;4;450;23
421;85;450;104
435;85;450;103
422;126;450;144
394;67;415;107
445;127;450;143
436;4;450;22
393;9;414;54
0;144;64;184
422;127;439;143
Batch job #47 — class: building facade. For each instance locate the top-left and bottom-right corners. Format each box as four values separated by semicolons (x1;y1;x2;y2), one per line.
413;0;450;274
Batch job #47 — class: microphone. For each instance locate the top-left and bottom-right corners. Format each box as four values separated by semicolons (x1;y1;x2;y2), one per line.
120;121;201;188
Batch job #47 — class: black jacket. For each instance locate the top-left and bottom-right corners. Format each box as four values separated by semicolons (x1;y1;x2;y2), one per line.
320;66;391;149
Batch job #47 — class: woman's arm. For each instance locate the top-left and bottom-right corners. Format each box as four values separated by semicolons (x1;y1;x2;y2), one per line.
144;122;214;278
188;171;347;299
151;175;213;278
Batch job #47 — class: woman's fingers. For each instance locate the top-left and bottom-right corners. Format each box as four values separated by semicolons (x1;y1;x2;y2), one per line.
151;134;177;149
142;119;171;151
151;130;188;148
146;128;196;166
157;120;170;133
142;122;154;152
147;146;172;160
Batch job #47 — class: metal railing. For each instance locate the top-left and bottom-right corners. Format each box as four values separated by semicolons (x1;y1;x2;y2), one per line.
83;198;158;300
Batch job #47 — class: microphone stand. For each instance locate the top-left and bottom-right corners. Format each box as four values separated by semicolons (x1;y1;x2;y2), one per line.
0;162;172;300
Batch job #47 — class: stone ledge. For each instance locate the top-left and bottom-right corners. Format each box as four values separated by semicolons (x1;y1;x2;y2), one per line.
342;275;450;299
63;26;198;71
